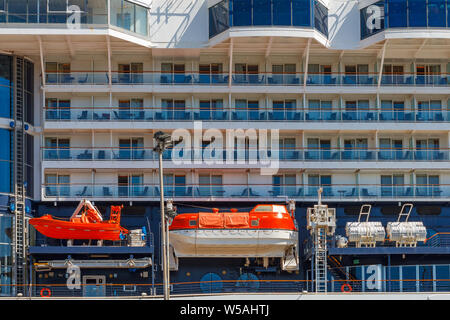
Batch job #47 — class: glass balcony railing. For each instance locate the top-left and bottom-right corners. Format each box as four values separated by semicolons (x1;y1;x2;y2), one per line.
42;183;450;199
43;148;155;161
0;12;108;26
43;71;450;87
0;0;149;37
45;72;109;85
42;147;450;162
44;107;450;123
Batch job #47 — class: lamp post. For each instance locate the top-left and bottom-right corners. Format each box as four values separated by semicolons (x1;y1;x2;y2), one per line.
153;131;172;300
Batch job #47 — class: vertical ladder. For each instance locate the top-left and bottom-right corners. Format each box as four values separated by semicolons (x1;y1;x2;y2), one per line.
12;57;27;296
314;227;327;293
307;189;336;293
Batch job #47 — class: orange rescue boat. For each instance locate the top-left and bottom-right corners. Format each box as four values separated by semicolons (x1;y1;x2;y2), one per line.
168;204;299;270
30;200;129;241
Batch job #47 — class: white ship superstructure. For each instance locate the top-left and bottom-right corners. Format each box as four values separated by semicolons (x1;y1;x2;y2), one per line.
0;0;449;297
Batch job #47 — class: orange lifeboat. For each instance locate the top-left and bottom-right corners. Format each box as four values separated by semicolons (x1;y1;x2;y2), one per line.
30;200;129;241
169;204;298;260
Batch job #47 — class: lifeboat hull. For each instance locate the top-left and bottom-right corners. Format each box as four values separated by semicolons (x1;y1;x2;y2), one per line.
168;204;298;259
170;229;298;257
30;215;128;241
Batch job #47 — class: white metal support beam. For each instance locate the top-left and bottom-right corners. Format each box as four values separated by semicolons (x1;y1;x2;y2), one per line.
377;40;388;88
265;37;273;58
37;36;45;86
375;130;379;149
448;132;450;150
228;39;234;88
65;35;75;58
414;39;428;59
338;50;345;77
338;50;345;64
376;92;380;119
110;130;113;155
106;35;112;88
303;39;312;88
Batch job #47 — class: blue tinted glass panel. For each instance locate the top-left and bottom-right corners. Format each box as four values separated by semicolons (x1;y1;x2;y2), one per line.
402;266;417;292
314;0;328;36
232;0;252;26
381;175;392;185
428;0;446;27
0;160;10;193
273;0;292;25
209;0;230;37
360;2;385;39
0;130;10;161
48;0;68;24
272;176;282;185
389;266;400;291
0;85;11;119
320;175;331;187
253;0;271;25
135;4;148;36
0;55;12;86
387;0;407;28
8;0;28;23
408;0;427;27
49;0;67;12
26;0;38;23
308;175;319;185
0;129;10;194
175;176;186;185
38;0;48;23
436;265;450;291
448;0;450;28
293;0;310;26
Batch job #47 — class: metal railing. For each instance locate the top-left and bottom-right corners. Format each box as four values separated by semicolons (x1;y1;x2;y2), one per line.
42;71;450;87
3;277;450;298
32;230;154;249
43;107;450;123
327;233;450;248
41;146;450;162
41;183;450;200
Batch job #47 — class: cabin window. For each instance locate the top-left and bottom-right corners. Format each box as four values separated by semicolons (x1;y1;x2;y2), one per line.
343;206;361;215
189;220;197;226
417;206;441;215
251;220;259;227
254;205;272;212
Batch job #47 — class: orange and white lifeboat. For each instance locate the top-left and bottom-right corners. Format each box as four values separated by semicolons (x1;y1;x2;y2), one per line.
169;204;298;260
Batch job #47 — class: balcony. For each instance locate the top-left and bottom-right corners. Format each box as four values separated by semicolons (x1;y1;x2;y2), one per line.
43;107;450;123
0;0;149;38
42;147;450;162
43;71;450;87
360;0;450;40
41;183;449;201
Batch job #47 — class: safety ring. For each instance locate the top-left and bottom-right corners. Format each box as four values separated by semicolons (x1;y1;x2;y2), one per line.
40;287;52;298
341;283;352;293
